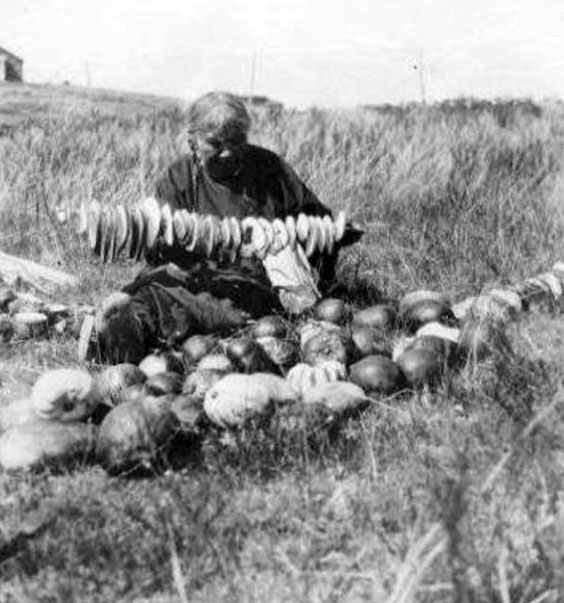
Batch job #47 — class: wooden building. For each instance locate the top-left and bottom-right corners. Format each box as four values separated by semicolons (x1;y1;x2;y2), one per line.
0;47;23;82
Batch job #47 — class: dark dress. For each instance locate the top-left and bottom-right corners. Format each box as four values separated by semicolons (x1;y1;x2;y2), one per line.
118;145;336;354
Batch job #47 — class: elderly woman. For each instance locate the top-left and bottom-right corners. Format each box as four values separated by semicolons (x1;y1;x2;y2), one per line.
90;91;355;364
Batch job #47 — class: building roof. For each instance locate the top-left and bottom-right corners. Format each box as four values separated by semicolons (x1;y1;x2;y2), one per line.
0;46;23;63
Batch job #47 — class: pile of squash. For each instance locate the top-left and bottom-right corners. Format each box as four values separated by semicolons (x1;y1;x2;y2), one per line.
2;260;564;476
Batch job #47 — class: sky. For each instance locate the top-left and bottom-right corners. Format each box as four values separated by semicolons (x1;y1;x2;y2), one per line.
2;0;564;108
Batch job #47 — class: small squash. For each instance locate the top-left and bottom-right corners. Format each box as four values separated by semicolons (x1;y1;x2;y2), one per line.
349;355;404;394
299;321;348;366
352;304;396;332
396;347;444;388
138;352;184;378
31;368;97;422
351;326;392;359
227;338;282;375
96;394;181;475
399;298;455;333
314;298;348;324
203;374;275;428
181;334;219;365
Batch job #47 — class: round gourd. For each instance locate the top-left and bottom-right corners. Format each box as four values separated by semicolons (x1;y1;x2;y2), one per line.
351;326;392;358
398;290;450;314
91;363;146;407
139;352;184;378
349;355;404;394
96;394;181;475
145;371;184;396
396;347;443;388
227;338;282;375
31;368;97;422
399;298;455;333
314;298;347;324
203;374;274;428
250;315;287;339
255;337;299;370
301;329;348;366
181;334;219;365
0;421;97;472
352;304;396;332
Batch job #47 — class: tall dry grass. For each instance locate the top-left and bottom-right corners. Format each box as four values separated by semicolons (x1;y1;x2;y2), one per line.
2;96;564;302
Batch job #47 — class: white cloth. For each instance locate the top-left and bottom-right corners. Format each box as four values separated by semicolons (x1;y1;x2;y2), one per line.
262;245;321;314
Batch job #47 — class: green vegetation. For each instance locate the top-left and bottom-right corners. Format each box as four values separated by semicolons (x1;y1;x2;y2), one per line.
2;85;564;602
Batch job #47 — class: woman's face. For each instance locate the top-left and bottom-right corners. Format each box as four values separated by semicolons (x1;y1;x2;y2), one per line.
196;132;246;181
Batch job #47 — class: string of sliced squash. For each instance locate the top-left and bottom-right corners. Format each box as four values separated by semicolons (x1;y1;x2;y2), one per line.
76;198;348;263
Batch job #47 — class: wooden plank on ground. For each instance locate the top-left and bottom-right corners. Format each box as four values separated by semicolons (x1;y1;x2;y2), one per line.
0;251;78;294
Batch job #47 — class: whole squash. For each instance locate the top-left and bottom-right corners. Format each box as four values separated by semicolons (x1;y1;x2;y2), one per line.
227;338;282;375
351;326;392;359
396;347;444;388
181;334;219;365
314;298;348;325
352;304;396;332
203;374;275;428
399;298;455;333
398;290;450;314
349;355;404;394
139;352;184;378
299;321;348;366
96;394;182;475
31;368;97;422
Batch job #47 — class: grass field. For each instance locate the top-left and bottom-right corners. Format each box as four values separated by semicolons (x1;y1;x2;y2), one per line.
2;82;564;602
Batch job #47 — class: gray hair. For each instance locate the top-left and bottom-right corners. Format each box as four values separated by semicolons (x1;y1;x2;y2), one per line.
187;91;250;143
